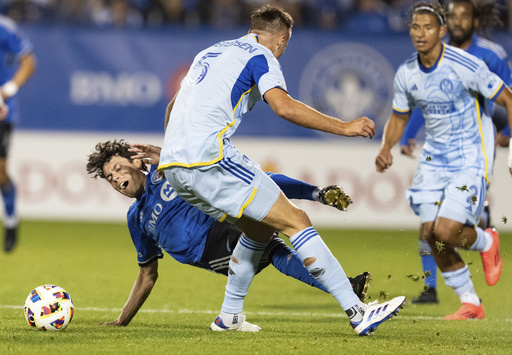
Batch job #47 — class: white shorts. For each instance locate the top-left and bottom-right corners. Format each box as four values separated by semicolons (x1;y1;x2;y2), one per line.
163;140;280;224
406;166;487;225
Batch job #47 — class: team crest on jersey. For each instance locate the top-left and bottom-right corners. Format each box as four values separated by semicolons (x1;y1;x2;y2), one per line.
160;181;177;202
299;43;395;137
150;170;164;184
440;79;453;93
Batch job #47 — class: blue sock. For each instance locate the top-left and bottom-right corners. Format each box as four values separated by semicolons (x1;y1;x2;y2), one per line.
267;172;317;200
419;239;437;289
266;238;328;293
1;180;16;217
290;227;358;310
221;235;267;314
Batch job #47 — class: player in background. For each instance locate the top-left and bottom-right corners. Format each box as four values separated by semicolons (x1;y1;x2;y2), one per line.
86;140;372;326
376;1;512;320
0;14;36;252
399;0;511;304
158;4;404;335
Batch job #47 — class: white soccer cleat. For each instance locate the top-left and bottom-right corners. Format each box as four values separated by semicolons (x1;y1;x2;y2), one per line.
351;296;405;336
210;314;261;332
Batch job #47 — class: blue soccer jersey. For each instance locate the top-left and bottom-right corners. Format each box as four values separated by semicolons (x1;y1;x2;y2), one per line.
159;33;287;169
393;43;505;181
0;15;33;123
127;165;216;266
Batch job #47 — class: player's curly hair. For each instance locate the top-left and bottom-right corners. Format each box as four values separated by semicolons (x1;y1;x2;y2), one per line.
250;4;294;34
86;139;147;179
409;1;446;26
445;0;503;36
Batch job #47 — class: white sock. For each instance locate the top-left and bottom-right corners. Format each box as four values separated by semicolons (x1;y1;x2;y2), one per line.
221;235;267;314
442;266;480;306
290;227;359;311
469;228;493;252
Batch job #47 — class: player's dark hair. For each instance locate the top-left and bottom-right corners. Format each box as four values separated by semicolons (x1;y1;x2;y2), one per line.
250;4;293;34
86;139;147;179
445;0;503;35
409;1;446;26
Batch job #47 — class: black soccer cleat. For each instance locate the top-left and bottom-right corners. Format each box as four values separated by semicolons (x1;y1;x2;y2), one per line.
411;287;438;304
318;185;353;211
4;226;17;253
349;272;372;302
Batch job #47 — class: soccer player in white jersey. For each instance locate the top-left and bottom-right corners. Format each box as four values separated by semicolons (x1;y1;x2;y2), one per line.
400;0;512;305
376;1;512;320
158;4;405;335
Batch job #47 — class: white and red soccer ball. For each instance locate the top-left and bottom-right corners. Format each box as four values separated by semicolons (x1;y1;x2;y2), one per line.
23;285;74;331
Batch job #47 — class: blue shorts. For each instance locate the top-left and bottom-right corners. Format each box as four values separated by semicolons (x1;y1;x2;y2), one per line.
406;166;487;225
163;140;280;224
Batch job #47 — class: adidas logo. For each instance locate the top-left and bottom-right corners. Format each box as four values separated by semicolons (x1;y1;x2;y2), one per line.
411;84;418;91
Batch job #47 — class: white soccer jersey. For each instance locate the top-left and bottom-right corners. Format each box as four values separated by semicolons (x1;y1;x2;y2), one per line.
393;43;505;181
159;33;287;169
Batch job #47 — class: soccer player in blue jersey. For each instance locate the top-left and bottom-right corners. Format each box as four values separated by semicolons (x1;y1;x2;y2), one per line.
399;0;511;304
0;15;36;252
158;4;404;335
86;140;372;327
376;1;512;320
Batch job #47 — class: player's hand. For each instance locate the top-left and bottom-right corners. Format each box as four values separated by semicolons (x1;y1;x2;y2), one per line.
400;139;417;157
495;131;510;148
99;320;125;326
343;116;375;139
376;149;393;172
129;143;162;165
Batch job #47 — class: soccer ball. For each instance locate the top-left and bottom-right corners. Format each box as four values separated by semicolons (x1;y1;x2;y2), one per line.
23;285;74;331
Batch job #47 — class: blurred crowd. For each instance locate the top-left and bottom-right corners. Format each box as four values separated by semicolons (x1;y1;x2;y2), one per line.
0;0;510;32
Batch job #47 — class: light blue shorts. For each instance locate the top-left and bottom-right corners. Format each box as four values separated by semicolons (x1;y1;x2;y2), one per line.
406;166;487;225
163;140;280;224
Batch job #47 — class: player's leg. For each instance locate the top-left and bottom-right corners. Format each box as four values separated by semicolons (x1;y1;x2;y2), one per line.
267;172;352;210
412;222;438;304
257;190;404;335
0;122;17;253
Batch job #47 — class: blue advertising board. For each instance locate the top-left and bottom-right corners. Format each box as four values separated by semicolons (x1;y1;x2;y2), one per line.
17;25;512;139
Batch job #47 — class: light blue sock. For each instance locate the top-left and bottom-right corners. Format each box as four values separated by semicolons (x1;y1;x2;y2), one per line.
442;266;480;305
290;227;358;311
468;227;493;252
419;239;437;289
221;235;267;314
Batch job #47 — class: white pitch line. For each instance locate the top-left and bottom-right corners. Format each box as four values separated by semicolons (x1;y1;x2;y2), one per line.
3;304;511;322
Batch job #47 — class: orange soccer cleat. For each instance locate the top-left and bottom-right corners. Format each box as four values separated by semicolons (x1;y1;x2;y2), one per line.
480;228;502;286
444;303;485;320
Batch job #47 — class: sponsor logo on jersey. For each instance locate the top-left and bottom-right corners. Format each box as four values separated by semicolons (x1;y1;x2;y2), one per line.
299;43;395;137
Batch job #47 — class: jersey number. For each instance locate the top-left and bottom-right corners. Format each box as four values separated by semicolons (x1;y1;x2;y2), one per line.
186;52;221;86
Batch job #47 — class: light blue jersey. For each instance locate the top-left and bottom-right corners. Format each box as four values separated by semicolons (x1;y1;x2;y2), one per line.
159;33;287;169
393;43;505;181
0;15;33;123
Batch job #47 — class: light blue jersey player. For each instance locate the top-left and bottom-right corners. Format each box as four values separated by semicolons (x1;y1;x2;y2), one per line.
159;5;404;335
0;14;36;252
376;1;512;320
86;140;370;327
399;0;512;304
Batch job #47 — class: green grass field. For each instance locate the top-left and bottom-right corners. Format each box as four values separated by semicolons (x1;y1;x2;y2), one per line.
1;221;510;354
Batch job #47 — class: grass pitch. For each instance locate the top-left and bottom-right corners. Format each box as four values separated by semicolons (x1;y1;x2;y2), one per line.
1;221;511;354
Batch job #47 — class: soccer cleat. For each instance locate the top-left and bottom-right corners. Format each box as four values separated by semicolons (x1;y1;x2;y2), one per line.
348;272;372;302
480;228;502;286
351;296;405;336
411;287;438;304
444;303;484;320
318;185;353;211
210;315;261;332
3;227;17;253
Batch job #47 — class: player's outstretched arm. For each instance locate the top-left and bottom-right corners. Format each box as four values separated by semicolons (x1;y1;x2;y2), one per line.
99;260;158;326
263;88;375;138
376;111;410;173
